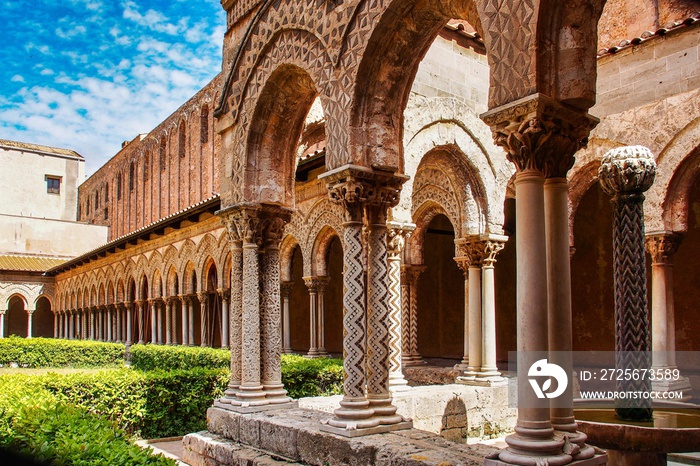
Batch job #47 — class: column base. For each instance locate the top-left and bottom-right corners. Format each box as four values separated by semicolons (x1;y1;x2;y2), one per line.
457;374;508;387
214;398;298;414
388;374;411;392
263;383;293;404
368;396;406;425
403;354;427;366
485;451;607;466
282;348;294;354
320;419;413;437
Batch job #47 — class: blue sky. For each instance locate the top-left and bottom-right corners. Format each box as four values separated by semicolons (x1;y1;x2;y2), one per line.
0;0;225;176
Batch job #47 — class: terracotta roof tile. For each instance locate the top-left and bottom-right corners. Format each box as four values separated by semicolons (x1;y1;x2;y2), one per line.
597;13;699;57
0;139;83;159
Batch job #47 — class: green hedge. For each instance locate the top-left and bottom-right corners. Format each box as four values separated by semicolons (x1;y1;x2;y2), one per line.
0;336;125;368
0;375;174;466
129;344;229;371
281;355;343;399
40;368;229;438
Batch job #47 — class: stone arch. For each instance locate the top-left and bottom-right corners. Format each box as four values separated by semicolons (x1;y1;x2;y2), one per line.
4;290;29;309
303;197;345;273
195;234;219;285
183;261;197;294
178;240;197;284
202;257;218;292
280;234;301;283
134;255;149;287
107;281;115;305
310;225;341;277
408;200;455;266
161;245;179;283
97;283;106;306
219;28;335;206
116;279;125;303
152;269;163;298
166;265;180;297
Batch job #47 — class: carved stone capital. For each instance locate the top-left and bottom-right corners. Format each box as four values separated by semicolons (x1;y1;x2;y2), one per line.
400;264;427;285
280;281;294;297
217;203;292;247
599;146;656;197
387;222;415;258
454;234;508;269
481;93;598;177
645;231;683;265
217;288;231;302
196;291;209;304
165;296;178;306
303;276;331;293
320;164;408;224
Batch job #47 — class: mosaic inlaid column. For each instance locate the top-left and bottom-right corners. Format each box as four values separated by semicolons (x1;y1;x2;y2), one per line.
387;223;412;392
482;94;598;465
218;289;230;349
600;146;656;421
280;282;293;354
197;292;208;347
400;265;426;366
260;212;293;405
180;295;189;346
323;174;377;431
645;232;692;396
303;277;320;357
321;165;410;436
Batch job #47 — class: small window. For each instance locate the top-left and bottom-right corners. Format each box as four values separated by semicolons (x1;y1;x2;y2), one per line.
104;207;108;220
46;176;61;194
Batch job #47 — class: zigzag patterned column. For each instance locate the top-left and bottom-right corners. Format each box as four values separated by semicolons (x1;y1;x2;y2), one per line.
320;165;410;437
387;223;412;392
599;146;656;421
401;265;426;366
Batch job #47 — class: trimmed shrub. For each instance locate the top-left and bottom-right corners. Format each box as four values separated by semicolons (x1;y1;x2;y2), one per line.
129;344;229;371
281;355;343;399
40;368;229;438
0;336;125;368
0;375;174;466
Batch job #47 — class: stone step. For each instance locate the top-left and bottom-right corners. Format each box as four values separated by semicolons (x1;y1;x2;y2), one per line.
183;431;306;466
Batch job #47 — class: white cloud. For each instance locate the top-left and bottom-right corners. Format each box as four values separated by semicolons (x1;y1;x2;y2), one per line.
40;69;54;76
11;75;25;83
56;25;87;39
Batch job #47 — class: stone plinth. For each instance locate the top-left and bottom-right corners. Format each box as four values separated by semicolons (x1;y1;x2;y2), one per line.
183;406;502;466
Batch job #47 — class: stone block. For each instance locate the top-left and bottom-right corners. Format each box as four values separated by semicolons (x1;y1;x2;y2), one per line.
208;406;240;441
296;428;376;466
239;415;262;447
258;414;299;458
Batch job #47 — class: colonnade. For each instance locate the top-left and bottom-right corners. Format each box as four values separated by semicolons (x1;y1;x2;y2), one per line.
52;290;230;348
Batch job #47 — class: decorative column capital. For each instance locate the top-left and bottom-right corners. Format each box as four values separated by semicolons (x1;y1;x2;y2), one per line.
400;264;427;285
218;203;292;248
280;281;294;297
481;93;599;177
320;164;408;224
165;296;178;305
455;234;508;271
178;294;190;305
196;291;209;304
217;288;231;303
387;222;415;258
147;298;162;306
645;231;683;265
303;276;331;293
598;146;656;197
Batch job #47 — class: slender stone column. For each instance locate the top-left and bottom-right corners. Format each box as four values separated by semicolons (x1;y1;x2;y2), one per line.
53;312;58;339
218;211;243;406
482;94;599;465
323;173;378;431
645;231;692;396
197;292;208;347
180;295;189;346
148;299;157;344
68;310;74;339
136;300;145;344
316;277;330;357
304;277;320;357
165;297;173;345
478;238;507;386
400;265;426;366
155;300;163;344
455;239;484;379
126;302;133;345
0;310;5;338
99;306;105;341
89;308;96;340
187;295;195;346
280;282;293;354
116;303;124;343
454;244;471;372
320;166;410;436
27;309;34;338
599;146;656;421
260;214;293;404
387;223;412;392
218;289;230;348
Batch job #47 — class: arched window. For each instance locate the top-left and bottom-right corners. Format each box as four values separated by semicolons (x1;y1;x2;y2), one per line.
129;162;135;191
200;105;209;145
104;182;109;202
178;121;186;158
94;190;99;209
116;173;122;200
159;135;167;170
